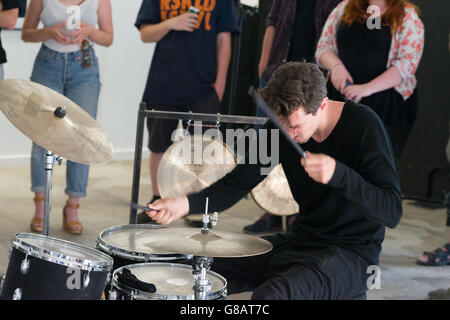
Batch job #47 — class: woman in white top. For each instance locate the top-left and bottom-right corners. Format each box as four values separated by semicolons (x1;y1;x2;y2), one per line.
22;0;113;234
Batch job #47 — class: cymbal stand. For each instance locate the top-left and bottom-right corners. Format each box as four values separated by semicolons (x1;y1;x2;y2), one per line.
192;256;214;300
43;106;66;236
43;151;62;236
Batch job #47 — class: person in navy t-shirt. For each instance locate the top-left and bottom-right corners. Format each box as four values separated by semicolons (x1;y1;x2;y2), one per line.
135;0;239;223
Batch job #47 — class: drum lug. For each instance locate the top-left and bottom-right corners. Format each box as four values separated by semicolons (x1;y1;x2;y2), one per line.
108;289;118;300
20;258;30;275
83;273;90;288
0;275;5;293
105;272;111;286
8;248;12;260
13;288;22;300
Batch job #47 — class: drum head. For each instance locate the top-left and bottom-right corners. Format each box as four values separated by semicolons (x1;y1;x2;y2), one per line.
113;263;227;300
13;233;112;271
97;225;190;261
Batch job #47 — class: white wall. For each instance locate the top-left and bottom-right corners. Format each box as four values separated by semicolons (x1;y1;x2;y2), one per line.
0;0;153;166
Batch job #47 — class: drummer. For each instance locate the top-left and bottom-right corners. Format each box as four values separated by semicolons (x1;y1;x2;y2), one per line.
146;62;402;300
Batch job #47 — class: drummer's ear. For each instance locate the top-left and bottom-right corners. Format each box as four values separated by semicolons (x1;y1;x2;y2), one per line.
319;97;329;111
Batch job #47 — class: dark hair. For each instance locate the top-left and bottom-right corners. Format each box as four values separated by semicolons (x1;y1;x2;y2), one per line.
260;62;327;119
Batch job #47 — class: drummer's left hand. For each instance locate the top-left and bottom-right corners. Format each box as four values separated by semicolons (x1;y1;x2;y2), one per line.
147;196;189;225
300;151;336;184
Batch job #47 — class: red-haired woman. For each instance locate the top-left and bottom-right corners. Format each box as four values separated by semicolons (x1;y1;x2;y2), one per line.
316;0;424;157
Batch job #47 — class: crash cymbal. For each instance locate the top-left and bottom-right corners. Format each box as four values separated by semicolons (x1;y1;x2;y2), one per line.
0;79;112;164
157;135;237;198
251;163;299;216
142;227;273;258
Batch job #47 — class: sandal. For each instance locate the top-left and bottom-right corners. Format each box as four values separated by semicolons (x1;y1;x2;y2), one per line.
63;201;83;235
416;243;450;266
30;196;44;232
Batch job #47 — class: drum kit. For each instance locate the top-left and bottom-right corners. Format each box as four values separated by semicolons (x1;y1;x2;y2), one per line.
0;79;297;300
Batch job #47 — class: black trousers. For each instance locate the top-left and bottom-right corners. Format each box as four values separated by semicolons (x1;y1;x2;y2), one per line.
211;234;370;300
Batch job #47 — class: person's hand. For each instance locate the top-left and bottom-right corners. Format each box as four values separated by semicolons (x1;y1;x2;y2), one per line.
45;22;70;45
67;22;95;45
167;12;198;32
343;84;374;103
300;151;336;184
146;196;190;225
213;80;225;101
330;64;354;94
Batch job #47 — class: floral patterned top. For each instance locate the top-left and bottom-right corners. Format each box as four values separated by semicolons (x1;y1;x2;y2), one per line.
315;0;425;100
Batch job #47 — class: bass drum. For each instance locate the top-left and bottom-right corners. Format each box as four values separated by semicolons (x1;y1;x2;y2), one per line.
0;233;113;300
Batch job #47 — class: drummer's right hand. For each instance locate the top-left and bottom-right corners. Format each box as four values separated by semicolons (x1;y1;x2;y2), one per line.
147;196;190;225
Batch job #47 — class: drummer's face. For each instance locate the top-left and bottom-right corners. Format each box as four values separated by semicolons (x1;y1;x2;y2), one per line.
283;106;321;144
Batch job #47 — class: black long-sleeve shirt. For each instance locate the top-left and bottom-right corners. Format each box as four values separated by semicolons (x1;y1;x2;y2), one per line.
188;101;402;265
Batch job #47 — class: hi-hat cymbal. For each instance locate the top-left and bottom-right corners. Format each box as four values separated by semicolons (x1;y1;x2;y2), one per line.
0;79;112;164
157;135;237;198
251;164;299;216
142;227;273;258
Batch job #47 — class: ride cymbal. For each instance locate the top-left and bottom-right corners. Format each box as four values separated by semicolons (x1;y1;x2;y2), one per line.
0;79;112;164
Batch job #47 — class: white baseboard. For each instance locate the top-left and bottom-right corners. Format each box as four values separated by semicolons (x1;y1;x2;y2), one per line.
0;149;150;167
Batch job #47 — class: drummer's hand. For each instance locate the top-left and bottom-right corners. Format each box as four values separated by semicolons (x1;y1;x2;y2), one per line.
147;196;190;225
300;151;336;184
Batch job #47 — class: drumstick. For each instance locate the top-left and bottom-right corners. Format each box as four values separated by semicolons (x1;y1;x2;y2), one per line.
130;203;160;212
249;86;307;159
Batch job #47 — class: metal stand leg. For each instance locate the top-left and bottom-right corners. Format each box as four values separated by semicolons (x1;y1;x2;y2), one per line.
44;150;55;236
129;102;147;224
281;216;287;232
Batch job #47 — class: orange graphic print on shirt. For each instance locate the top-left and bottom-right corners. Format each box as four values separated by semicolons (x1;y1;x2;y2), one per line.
160;0;216;31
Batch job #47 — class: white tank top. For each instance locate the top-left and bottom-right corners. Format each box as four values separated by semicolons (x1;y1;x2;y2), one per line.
41;0;99;53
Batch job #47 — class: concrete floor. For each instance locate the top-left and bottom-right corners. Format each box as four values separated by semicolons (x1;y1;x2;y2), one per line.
0;160;448;300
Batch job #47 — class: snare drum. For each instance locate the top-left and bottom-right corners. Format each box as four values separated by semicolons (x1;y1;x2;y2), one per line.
109;263;227;300
96;225;193;270
0;233;113;300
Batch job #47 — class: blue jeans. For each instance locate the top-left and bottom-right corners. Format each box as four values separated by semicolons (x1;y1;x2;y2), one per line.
30;44;101;198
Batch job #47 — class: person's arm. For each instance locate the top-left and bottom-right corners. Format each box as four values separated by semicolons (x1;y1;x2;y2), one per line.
139;12;198;43
343;67;402;102
258;25;275;79
327;123;402;228
22;0;68;43
0;2;19;30
213;32;231;101
315;1;353;93
343;7;425;102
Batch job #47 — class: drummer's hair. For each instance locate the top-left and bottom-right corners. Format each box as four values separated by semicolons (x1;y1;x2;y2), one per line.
260;62;327;119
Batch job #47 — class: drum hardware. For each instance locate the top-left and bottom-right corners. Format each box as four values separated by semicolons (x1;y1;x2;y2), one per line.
192;256;214;300
199;198;218;234
130;106;268;224
20;254;30;275
0;79;113;236
13;288;22;300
